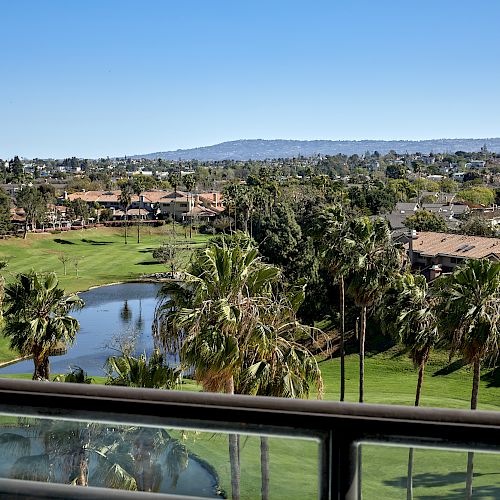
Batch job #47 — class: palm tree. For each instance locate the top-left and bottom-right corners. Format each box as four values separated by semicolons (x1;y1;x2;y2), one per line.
154;232;281;500
435;258;500;500
131;177;145;244
168;172;181;238
183;174;196;238
237;294;323;500
105;350;181;389
3;271;84;380
119;184;133;245
347;217;403;403
382;272;440;500
311;204;354;401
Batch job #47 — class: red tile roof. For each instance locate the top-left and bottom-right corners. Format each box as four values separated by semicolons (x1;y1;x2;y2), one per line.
411;232;500;260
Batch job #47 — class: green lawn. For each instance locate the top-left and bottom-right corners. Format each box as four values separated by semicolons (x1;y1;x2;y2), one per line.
0;225;210;294
0;226;210;363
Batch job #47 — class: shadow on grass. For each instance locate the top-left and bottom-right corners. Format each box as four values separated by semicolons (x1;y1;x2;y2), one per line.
138;248;156;253
383;470;500;499
80;238;113;245
54;239;75;245
482;366;500;388
135;261;160;266
432;359;467;377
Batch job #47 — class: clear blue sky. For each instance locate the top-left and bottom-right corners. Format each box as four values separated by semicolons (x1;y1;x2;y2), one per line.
2;0;500;159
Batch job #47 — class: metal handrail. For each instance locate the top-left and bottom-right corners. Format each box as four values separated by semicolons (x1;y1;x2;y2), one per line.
0;379;500;499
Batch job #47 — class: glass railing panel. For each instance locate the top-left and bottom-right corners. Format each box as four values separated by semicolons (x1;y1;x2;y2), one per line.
0;414;320;499
362;443;500;499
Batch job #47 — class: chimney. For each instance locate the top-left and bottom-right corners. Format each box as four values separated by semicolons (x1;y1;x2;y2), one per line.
430;264;442;281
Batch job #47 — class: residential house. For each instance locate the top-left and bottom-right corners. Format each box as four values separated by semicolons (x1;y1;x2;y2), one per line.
408;232;500;276
466;160;486;169
65;189;224;222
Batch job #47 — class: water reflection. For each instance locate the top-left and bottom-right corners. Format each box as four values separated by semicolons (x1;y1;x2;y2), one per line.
0;283;163;376
120;300;132;324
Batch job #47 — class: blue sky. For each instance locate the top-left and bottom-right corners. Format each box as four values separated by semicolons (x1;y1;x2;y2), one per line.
1;0;500;158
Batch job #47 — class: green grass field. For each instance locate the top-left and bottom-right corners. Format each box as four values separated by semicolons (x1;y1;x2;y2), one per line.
0;225;210;294
1;229;499;497
0;226;210;363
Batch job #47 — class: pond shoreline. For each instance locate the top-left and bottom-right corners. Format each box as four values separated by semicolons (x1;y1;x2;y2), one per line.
1;282;164;376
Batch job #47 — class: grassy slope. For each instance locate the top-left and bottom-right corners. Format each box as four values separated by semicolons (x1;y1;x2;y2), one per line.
0;226;210;363
0;226;210;294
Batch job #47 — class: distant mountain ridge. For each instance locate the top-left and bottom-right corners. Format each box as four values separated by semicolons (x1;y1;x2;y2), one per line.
130;138;500;161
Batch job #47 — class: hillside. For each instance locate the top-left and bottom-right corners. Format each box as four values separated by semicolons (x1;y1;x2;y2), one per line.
130;138;500;161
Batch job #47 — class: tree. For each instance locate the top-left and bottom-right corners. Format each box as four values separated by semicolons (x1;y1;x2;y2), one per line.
183;174;196;238
436;259;500;499
152;243;178;275
154;233;282;500
168;172;181;235
58;253;71;275
68;198;90;225
3;271;83;380
460;215;496;237
105;350;181;389
456;187;495;206
119;184;133;245
405;210;448;233
130;177;146;244
347;217;403;403
9;156;24;181
386;163;407;179
16;186;47;238
382;272;440;500
311;204;354;401
0;189;12;236
54;366;92;384
236;293;323;500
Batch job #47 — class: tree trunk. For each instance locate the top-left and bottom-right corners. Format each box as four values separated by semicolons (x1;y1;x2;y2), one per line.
407;447;414;500
137;219;140;244
173;188;177;239
189;193;193;239
124;213;128;244
260;436;269;500
407;350;429;500
339;276;345;402
466;358;480;500
359;306;367;403
226;377;240;500
75;424;90;486
33;352;49;381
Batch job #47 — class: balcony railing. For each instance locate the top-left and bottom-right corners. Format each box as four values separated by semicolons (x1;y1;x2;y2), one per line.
0;378;500;499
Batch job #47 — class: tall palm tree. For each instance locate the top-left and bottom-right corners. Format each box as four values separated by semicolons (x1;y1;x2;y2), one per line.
183;174;196;238
347;217;403;403
311;204;354;401
154;232;281;500
435;258;500;500
237;294;323;500
382;272;440;500
131;177;145;244
3;271;83;380
168;172;181;238
119;184;133;245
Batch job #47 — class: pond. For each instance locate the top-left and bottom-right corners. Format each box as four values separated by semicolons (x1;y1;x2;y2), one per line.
0;282;165;377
